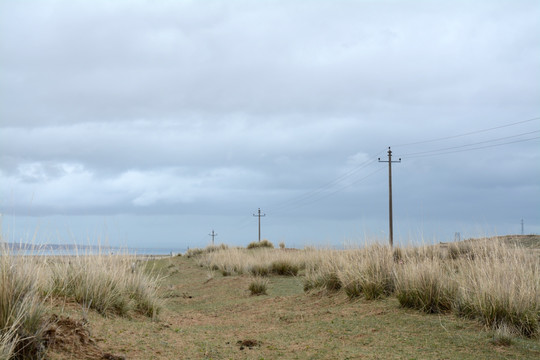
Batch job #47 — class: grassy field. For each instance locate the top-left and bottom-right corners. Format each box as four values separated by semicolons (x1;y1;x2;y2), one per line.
1;236;539;359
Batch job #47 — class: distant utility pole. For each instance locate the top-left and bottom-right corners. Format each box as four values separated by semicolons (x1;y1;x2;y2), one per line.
521;219;524;235
208;230;218;245
378;147;401;248
253;208;266;242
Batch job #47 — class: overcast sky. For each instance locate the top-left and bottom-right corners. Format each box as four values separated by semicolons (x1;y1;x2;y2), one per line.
1;0;539;250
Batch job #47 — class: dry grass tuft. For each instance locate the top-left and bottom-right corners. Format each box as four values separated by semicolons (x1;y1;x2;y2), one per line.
304;240;539;338
453;241;539;337
0;245;48;360
198;247;307;277
248;277;269;296
270;260;300;276
187;238;539;338
0;243;163;359
185;244;229;258
394;258;458;313
247;239;274;249
45;252;162;318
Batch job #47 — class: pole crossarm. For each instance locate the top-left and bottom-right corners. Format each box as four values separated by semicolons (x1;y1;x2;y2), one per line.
378;147;401;247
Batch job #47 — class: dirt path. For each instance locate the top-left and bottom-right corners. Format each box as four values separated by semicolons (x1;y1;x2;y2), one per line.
50;255;540;359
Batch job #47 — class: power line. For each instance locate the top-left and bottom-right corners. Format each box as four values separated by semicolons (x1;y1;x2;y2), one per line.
396;130;540;157
269;148;387;213
273;165;385;214
404;136;540;158
392;116;540;148
270;158;377;212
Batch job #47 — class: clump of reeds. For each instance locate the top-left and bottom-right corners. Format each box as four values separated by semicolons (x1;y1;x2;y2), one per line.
301;240;539;338
394;257;457;313
198;247;306;277
197;238;538;338
0;246;47;360
453;241;539;338
447;241;474;260
249;264;270;277
304;271;342;292
247;240;274;249
303;250;343;292
45;252;162;318
248;277;268;296
346;244;395;300
185;244;229;258
270;260;300;276
304;245;394;299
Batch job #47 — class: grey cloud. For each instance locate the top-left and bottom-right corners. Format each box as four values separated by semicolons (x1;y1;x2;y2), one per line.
2;1;538;126
0;0;539;246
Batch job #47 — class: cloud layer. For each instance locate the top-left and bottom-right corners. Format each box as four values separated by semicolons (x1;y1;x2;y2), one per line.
1;0;539;247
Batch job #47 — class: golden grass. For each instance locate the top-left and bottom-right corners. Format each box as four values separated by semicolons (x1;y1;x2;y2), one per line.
0;245;163;359
192;238;539;338
197;247;309;277
44;253;162;318
0;246;48;360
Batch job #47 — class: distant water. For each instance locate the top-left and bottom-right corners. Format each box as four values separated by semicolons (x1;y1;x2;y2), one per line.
4;247;187;256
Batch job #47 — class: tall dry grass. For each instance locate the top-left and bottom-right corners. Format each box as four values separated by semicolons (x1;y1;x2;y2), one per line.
452;241;539;337
193;239;539;338
197;247;307;277
0;244;163;359
0;246;47;360
44;251;162;318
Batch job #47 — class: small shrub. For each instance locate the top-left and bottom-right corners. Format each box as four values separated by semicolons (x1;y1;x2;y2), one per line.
47;253;162;318
185;244;228;258
361;245;395;300
343;279;362;298
304;271;341;292
395;261;457;313
490;324;516;347
249;264;270;277
447;242;474;260
247;240;274;249
453;243;539;338
279;242;285;249
271;260;299;276
249;277;268;296
185;248;204;258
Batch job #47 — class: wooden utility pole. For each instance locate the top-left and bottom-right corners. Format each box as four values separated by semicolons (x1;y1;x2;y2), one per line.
521;219;524;235
253;208;266;242
208;229;218;245
378;147;401;247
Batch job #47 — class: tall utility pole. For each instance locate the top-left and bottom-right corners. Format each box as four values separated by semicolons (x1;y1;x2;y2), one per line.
253;208;266;242
208;229;218;245
378;147;401;247
521;219;524;235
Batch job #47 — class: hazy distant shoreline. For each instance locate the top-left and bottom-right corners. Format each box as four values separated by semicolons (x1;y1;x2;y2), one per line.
1;242;185;256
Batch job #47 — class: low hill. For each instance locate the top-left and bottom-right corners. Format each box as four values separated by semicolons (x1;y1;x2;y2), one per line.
463;234;540;249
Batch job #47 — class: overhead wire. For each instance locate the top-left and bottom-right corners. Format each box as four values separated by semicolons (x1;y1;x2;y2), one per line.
226;115;540;240
268;148;387;213
271;165;386;214
392;116;540;148
404;136;540;158
396;130;540;157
